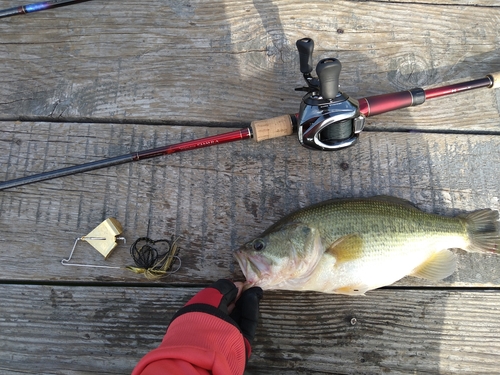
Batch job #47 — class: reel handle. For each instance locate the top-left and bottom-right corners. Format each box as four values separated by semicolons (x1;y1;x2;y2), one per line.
316;58;341;99
296;38;314;74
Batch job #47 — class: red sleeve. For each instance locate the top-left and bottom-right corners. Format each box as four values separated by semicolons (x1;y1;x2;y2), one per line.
132;284;247;375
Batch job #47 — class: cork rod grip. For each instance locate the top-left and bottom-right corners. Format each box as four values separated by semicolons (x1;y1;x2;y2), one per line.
250;114;294;142
488;72;500;89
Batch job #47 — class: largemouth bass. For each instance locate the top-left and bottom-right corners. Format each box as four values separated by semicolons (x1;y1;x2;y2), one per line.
234;196;500;295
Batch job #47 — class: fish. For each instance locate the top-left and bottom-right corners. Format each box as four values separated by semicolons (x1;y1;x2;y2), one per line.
234;196;500;295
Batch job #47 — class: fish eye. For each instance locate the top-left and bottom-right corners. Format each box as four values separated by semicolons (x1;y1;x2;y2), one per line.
253;239;266;251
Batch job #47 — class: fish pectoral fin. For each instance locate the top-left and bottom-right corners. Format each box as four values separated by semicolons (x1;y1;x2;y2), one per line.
410;250;457;281
326;234;364;262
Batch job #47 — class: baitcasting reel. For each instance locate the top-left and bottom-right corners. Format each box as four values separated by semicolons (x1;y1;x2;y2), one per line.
295;38;365;151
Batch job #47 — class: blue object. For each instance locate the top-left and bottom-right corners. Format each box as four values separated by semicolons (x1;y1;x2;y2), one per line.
0;0;82;18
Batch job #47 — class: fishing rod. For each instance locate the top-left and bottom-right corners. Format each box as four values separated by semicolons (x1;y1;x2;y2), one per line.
0;0;85;19
1;37;499;190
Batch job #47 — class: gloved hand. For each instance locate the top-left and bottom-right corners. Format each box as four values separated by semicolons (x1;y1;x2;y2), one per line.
229;283;263;348
174;279;263;357
132;279;263;375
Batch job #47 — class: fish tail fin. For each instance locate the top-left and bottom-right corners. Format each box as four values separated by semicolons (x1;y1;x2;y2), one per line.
461;209;500;253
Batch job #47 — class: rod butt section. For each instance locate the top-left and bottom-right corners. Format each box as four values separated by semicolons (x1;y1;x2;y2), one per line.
487;72;500;89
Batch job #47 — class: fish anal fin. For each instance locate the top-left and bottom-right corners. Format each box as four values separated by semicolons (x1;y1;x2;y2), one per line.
326;234;364;262
410;250;457;281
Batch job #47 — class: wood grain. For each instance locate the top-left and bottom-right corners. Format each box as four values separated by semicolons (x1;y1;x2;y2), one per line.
0;284;499;375
0;1;499;374
0;1;498;131
1;122;499;286
375;0;498;4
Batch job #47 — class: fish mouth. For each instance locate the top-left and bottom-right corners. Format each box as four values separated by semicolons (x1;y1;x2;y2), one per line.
234;250;270;286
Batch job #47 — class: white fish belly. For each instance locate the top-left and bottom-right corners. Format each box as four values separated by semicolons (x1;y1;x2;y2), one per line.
301;234;468;295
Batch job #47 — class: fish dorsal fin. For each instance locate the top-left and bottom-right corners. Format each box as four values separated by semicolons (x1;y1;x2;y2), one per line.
326;234;364;262
367;195;420;210
410;250;457;281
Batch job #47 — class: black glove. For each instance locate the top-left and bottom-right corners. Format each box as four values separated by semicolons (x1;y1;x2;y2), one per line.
230;286;263;346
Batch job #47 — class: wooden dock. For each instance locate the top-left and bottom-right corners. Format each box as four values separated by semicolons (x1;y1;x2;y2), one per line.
1;0;500;373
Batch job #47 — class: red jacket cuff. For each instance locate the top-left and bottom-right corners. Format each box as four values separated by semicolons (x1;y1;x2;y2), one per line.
132;311;247;375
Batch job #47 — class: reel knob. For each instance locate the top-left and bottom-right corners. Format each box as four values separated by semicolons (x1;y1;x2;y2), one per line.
296;38;314;74
316;58;341;100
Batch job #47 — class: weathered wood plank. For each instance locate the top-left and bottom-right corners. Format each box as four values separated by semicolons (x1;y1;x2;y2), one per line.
0;2;498;375
0;284;499;374
376;0;498;4
0;1;498;131
1;122;499;286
